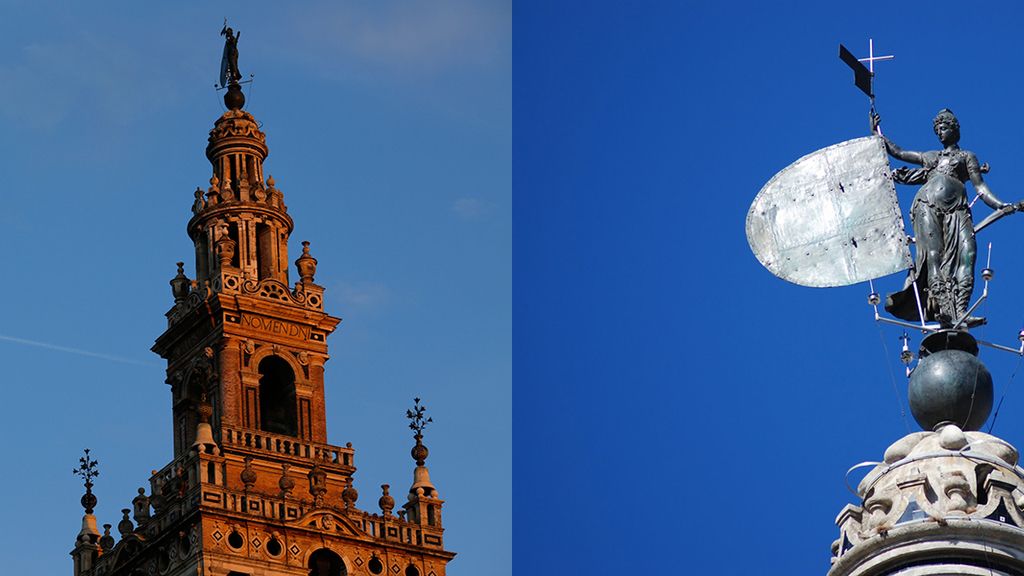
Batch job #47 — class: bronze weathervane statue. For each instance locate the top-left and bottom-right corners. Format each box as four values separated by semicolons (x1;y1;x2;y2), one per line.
220;21;242;89
873;109;1019;327
218;21;247;110
747;39;1022;336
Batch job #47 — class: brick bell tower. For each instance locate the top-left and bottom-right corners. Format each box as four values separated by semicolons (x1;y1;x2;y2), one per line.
70;27;455;576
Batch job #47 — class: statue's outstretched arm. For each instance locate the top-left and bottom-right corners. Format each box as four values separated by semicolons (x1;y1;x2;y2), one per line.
968;153;1011;210
870;112;924;165
880;136;925;165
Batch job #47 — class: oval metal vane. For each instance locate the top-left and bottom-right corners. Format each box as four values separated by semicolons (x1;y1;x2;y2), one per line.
746;136;912;287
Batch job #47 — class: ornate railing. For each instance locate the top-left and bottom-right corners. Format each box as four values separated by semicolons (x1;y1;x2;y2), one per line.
221;426;354;468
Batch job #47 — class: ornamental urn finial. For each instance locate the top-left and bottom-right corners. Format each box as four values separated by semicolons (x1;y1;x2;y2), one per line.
117;509;134;537
379;484;395;516
240;456;257;490
170;262;190;303
295;241;318;284
279;463;295;497
342;476;359;509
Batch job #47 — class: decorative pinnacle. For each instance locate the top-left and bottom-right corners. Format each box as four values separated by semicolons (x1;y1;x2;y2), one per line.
73;448;99;514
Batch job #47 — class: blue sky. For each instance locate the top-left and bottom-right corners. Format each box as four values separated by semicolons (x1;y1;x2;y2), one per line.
0;2;508;574
517;2;1024;573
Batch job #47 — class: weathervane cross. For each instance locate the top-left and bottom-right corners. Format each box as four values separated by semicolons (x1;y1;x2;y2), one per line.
858;38;894;74
839;38;894;99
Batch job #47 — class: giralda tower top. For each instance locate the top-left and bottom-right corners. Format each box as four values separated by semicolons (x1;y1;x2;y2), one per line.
70;26;455;576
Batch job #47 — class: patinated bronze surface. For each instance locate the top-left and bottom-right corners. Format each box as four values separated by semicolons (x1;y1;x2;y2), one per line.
873;110;1015;326
219;24;241;88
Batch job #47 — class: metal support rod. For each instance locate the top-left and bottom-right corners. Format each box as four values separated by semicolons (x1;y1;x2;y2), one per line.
874;313;940;333
911;274;927;328
976;338;1024;356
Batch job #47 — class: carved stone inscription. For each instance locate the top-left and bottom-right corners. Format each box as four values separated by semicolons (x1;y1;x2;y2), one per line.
239;313;310;340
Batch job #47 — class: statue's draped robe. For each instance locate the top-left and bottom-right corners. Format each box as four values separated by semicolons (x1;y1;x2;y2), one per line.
220;37;240;88
885;148;978;322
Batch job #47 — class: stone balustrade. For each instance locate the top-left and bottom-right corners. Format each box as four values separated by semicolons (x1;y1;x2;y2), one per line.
221;426;354;469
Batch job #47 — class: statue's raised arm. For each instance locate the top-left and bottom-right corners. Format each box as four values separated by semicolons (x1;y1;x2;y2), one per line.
871;111;925;166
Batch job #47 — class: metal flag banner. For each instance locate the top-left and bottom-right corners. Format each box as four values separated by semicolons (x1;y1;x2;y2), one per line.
839;44;873;98
746;135;912;287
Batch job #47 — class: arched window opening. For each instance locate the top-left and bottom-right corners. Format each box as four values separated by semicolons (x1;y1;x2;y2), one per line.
259;356;297;436
227;223;240;268
308;549;346;576
405;565;419;576
196;234;209;282
256;223;274;280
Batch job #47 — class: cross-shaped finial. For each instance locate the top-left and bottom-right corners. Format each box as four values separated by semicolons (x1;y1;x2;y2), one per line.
857;38;894;75
406;397;433;436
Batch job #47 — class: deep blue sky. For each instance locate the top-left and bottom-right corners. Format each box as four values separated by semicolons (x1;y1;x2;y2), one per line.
517;2;1024;573
0;2;508;575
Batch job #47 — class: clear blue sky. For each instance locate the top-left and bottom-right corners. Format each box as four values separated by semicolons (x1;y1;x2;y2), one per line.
0;2;508;575
517;2;1024;573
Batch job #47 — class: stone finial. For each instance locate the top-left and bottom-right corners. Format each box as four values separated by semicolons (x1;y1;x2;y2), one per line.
240;456;257;491
308;463;327;507
295;241;318;284
132;487;150;526
379;484;395;516
73;449;99;514
117;509;134;537
266;175;285;210
342;477;358;509
170;262;191;304
207;175;221;207
99;524;115;551
279;463;295;497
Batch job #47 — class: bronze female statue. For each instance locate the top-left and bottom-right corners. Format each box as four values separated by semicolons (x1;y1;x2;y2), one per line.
873;109;1012;327
220;24;242;88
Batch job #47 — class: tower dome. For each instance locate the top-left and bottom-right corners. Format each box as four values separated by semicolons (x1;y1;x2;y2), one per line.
831;424;1024;575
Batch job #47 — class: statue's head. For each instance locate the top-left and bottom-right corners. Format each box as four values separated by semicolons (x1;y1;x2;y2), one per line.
933;108;960;145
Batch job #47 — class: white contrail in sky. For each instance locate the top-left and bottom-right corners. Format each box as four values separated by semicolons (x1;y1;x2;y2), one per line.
0;334;160;367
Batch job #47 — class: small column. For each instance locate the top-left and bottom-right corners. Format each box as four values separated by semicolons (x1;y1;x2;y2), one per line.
218;338;242;427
